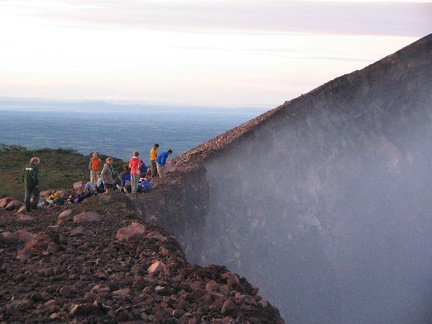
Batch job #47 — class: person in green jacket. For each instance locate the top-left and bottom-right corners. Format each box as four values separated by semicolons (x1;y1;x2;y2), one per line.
22;156;40;212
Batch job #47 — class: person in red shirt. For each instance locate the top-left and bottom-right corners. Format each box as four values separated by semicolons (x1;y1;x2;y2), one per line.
89;152;102;185
128;151;141;193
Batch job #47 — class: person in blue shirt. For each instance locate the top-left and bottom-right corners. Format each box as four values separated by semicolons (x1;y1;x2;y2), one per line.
155;149;172;178
138;178;152;192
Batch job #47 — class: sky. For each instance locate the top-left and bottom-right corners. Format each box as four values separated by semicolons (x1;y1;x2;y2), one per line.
0;0;431;108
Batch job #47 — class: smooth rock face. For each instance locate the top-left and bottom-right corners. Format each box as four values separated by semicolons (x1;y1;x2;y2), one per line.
143;35;432;323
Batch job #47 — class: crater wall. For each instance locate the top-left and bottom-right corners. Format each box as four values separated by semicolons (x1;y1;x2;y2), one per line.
140;34;432;323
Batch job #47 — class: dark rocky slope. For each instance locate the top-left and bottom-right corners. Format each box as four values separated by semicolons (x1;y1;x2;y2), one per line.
0;193;284;323
140;34;432;323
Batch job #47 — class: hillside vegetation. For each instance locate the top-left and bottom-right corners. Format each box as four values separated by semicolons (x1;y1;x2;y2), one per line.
0;145;125;200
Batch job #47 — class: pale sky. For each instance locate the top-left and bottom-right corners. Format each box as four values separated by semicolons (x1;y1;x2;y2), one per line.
0;0;431;108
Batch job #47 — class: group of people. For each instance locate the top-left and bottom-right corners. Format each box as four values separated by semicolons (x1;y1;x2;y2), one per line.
89;144;173;194
21;144;173;212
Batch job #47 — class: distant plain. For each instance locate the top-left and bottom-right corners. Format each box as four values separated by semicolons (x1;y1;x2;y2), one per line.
0;99;268;162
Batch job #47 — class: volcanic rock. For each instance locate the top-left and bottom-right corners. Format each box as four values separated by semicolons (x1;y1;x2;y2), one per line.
0;196;15;208
5;200;22;210
130;34;432;323
73;211;101;223
0;193;283;323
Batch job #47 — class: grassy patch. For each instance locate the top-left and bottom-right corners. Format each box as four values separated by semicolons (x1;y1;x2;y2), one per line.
0;145;126;200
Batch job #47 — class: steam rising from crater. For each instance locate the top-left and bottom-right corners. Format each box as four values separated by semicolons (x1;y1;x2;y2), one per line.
146;34;432;322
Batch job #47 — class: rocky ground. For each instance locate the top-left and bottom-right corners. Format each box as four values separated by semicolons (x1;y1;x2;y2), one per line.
0;191;284;323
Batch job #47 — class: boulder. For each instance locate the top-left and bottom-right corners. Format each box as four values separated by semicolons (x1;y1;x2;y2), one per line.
222;272;240;286
58;209;73;219
5;200;23;210
116;221;145;241
17;205;26;213
147;261;166;274
0;196;15;208
18;232;57;256
73;212;100;223
221;299;237;315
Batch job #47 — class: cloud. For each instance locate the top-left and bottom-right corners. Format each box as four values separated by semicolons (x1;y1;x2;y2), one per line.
6;0;432;37
0;0;429;106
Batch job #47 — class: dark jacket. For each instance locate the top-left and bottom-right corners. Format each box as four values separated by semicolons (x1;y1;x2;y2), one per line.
22;163;39;188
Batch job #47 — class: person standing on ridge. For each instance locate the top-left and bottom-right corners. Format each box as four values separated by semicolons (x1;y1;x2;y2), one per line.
156;149;172;178
129;151;141;193
22;157;40;212
89;152;102;185
150;143;159;177
101;157;115;193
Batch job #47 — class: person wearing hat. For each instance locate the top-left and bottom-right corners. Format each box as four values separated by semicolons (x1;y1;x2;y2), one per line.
22;156;40;212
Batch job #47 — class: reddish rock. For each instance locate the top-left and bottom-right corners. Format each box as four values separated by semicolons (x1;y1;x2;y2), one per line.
189;281;202;291
116;221;146;241
0;192;284;323
222;272;240;286
202;291;214;307
112;288;131;297
17;205;26;213
73;211;100;223
21;232;52;251
206;280;219;292
5;200;23;210
155;285;167;294
147;260;166;274
210;297;225;312
160;247;170;256
0;196;15;208
221;299;237;315
58;209;73;219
